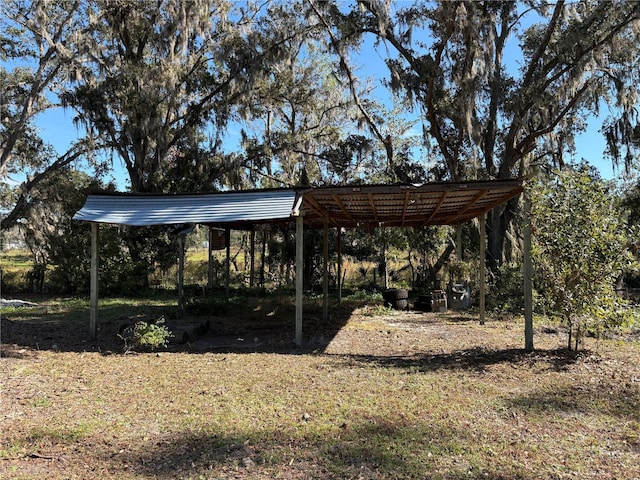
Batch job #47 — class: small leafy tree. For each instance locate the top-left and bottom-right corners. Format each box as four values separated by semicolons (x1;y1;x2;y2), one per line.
531;165;634;350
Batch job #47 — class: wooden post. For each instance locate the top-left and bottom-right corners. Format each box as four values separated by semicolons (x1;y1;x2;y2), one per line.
225;227;231;301
260;229;267;288
207;227;214;292
250;227;256;288
90;222;99;340
295;215;304;347
381;228;388;290
337;227;343;305
177;235;184;317
456;224;463;261
524;193;534;352
322;217;329;323
479;213;486;325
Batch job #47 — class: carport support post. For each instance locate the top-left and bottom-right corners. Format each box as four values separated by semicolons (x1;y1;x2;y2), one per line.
177;235;184;317
295;214;304;348
250;227;256;288
225;227;231;301
479;213;486;325
337;227;343;304
322;217;329;323
90;222;99;340
524;193;534;352
208;227;214;291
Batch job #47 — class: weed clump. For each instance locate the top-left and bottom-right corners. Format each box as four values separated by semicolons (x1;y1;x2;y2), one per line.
119;316;171;353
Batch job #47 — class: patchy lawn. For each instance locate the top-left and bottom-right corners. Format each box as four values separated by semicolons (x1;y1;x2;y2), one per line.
1;296;639;479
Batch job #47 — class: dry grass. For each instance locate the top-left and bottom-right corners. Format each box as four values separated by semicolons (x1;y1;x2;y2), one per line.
1;295;639;479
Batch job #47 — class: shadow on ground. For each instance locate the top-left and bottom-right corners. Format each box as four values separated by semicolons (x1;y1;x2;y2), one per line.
107;421;540;480
330;346;585;373
0;292;360;355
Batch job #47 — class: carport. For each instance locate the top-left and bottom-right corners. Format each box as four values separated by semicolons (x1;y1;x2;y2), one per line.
73;179;533;351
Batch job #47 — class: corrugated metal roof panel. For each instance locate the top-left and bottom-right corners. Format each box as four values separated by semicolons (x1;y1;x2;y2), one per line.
73;181;524;229
73;190;300;226
301;180;524;227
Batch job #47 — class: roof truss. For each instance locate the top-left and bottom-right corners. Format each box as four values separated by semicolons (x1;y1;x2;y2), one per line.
300;180;523;228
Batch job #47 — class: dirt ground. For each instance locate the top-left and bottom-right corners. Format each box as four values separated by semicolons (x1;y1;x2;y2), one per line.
2;304;639;479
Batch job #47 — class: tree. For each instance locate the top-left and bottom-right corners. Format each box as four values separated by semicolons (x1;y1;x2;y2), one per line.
7;167;140;294
0;0;96;229
313;0;640;268
531;165;635;350
63;0;311;194
238;36;365;187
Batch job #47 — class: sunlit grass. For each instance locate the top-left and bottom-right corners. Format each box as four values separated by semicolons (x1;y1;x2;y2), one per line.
0;249;32;267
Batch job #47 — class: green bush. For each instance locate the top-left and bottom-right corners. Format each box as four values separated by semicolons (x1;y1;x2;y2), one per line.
0;268;29;293
119;317;171;353
531;166;636;350
487;262;525;313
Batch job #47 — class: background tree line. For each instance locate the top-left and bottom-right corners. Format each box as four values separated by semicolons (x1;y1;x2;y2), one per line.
2;0;639;346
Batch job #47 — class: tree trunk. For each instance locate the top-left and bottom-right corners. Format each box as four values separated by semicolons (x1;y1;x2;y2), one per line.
486;196;521;272
486;208;503;272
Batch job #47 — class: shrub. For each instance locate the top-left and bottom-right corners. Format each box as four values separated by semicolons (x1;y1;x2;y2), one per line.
531;166;636;350
119;316;171;353
488;261;525;313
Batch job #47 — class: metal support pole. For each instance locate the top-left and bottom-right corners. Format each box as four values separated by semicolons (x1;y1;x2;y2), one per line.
479;214;486;325
295;215;304;347
90;222;99;340
524;194;534;352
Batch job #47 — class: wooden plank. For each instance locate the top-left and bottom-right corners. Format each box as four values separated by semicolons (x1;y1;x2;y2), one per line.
225;227;230;301
401;191;410;225
426;191;449;223
322;218;329;323
207;227;214;290
177;236;184;317
295;215;304;348
303;194;333;220
479;214;486;325
337;227;343;305
448;190;489;223
90;223;99;340
249;227;255;288
367;193;379;222
524;193;534;351
332;194;356;223
475;187;525;214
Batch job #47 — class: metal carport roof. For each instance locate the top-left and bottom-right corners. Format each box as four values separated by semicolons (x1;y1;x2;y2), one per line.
300;180;524;228
72;189;302;227
73;180;524;229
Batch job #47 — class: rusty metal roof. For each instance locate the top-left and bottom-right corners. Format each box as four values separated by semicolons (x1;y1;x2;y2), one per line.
300;180;524;228
73;180;523;229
